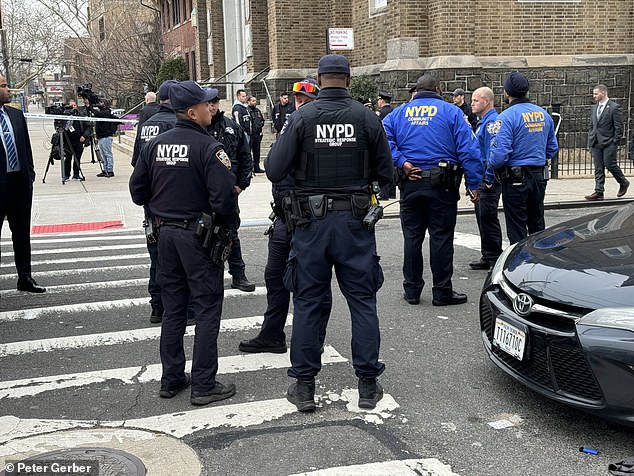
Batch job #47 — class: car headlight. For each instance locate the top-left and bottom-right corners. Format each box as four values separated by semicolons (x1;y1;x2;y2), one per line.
490;242;518;286
578;307;634;332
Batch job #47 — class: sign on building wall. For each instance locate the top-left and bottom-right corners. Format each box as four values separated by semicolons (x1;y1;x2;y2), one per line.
328;28;354;51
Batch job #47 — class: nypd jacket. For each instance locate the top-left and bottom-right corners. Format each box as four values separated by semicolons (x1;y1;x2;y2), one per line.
475;108;498;165
129;119;236;223
265;87;393;197
383;91;482;190
487;98;558;179
131;105;176;167
207;111;253;191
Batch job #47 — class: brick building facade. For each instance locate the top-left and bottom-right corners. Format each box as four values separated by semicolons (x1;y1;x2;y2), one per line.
165;0;634;159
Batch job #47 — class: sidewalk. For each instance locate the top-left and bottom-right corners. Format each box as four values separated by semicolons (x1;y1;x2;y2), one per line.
4;107;631;237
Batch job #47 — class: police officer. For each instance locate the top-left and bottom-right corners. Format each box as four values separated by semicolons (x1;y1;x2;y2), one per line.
131;80;178;167
377;91;393;120
207;89;256;292
130;79;178;324
266;55;393;412
487;71;558;244
129;80;237;406
383;74;482;306
239;78;332;354
469;87;502;270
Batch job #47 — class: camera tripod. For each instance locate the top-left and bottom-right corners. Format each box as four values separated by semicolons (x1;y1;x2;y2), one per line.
42;126;86;185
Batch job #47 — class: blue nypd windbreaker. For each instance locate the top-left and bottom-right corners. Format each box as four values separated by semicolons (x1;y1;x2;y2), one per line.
383;91;482;190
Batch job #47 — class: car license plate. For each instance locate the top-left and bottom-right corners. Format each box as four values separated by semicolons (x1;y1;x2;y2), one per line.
493;318;526;361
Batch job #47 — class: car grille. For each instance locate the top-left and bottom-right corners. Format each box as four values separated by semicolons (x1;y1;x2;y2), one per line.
481;291;604;404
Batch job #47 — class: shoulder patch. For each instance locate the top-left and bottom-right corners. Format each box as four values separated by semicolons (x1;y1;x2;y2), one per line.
224;126;235;135
215;149;232;170
487;120;502;135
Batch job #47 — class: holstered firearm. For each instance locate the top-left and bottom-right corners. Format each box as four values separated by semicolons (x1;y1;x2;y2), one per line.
143;213;158;244
194;212;232;265
282;191;309;232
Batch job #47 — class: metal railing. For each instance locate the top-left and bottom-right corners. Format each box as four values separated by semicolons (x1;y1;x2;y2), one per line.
552;112;633;178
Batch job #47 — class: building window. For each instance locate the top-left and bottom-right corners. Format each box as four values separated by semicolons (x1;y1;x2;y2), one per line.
370;0;387;15
191;51;196;80
98;17;105;41
172;0;181;25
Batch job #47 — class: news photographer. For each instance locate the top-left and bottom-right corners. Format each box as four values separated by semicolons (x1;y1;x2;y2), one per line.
63;100;91;181
90;98;121;177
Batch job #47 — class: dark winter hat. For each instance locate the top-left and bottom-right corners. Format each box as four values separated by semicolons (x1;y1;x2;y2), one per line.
504;72;530;98
169;81;218;110
158;80;179;101
317;54;351;75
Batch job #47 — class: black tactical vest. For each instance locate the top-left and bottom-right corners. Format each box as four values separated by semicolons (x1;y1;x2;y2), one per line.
294;102;370;188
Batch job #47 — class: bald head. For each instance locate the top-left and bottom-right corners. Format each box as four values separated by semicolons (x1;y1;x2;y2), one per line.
471;86;495;117
145;91;157;104
415;74;441;93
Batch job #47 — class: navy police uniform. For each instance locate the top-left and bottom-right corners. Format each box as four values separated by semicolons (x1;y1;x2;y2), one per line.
473;107;502;267
130;103;177;321
266;62;393;392
383;84;481;304
129;84;236;399
488;72;558;244
207;109;254;288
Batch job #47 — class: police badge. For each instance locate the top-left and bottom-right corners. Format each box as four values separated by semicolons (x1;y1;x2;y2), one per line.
215;149;232;169
487;120;502;135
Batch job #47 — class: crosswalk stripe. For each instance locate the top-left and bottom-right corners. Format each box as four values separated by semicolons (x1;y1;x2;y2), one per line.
0;315;290;356
1;226;140;245
1;234;145;246
0;253;149;268
2;243;149;257
454;231;509;251
2;235;145;249
288;458;459;476
0;346;347;399
0;264;151;281
0;278;148;297
0;391;398;444
0;287;267;322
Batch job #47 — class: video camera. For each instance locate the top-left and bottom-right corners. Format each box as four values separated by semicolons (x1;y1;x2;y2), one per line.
77;83;100;106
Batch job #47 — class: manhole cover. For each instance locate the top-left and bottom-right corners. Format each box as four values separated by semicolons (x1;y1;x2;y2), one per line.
2;448;146;476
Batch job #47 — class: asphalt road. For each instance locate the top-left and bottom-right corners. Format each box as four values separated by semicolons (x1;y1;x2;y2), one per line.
1;207;633;475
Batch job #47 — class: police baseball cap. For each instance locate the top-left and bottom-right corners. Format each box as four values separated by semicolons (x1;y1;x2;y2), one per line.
158;80;178;101
169;81;218;110
206;87;220;101
452;88;466;97
292;78;319;100
378;91;392;101
317;54;351;75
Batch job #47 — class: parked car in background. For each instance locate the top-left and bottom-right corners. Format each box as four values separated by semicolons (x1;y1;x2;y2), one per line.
480;203;634;425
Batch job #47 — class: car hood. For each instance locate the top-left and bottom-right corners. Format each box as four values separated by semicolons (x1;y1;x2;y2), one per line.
503;204;634;309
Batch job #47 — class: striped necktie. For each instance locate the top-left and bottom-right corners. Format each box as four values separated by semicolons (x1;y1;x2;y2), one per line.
0;110;18;170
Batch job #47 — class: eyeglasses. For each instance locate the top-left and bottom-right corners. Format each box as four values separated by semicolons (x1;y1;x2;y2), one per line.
292;81;319;94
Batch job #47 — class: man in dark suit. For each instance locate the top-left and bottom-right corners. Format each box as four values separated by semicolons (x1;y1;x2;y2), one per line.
585;84;629;200
0;74;45;292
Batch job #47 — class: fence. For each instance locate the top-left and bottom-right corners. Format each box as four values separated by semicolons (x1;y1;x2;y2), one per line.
551;107;633;178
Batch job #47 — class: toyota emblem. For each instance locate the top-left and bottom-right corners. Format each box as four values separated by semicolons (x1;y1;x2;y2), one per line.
513;293;534;317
